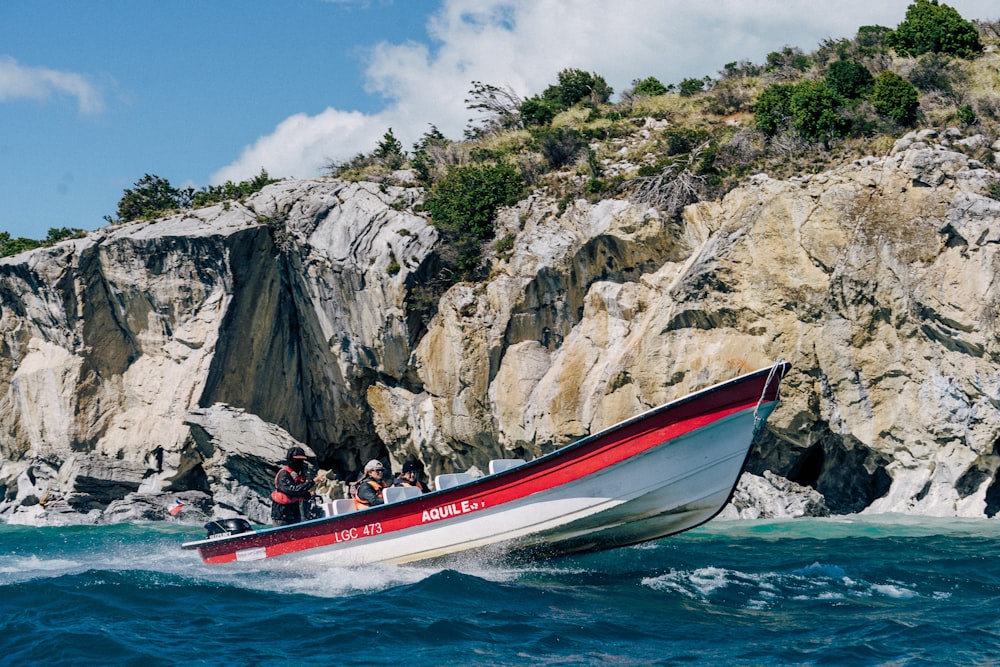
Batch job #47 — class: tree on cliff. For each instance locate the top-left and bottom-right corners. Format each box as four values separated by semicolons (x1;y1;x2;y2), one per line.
632;76;669;97
0;227;85;258
519;68;613;127
108;170;278;223
543;68;613;108
113;174;187;222
374;128;406;170
465;81;524;137
890;0;983;58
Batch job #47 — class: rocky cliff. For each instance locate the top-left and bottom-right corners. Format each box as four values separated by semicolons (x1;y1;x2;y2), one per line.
2;129;999;525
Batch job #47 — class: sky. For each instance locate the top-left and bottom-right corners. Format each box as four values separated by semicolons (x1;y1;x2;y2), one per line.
1;0;997;240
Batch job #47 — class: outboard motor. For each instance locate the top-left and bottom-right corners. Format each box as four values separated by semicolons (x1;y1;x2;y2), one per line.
204;518;254;538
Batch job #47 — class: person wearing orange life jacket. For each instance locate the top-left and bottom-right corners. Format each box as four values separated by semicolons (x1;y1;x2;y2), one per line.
393;460;427;493
354;459;389;509
271;446;324;526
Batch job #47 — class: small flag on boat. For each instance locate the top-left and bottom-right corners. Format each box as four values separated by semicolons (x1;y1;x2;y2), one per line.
169;499;185;515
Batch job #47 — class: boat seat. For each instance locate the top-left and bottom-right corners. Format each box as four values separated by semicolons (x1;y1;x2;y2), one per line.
434;472;475;491
488;458;526;474
326;498;357;516
383;486;422;504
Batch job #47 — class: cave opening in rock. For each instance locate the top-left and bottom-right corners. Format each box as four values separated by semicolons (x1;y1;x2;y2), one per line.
984;474;1000;518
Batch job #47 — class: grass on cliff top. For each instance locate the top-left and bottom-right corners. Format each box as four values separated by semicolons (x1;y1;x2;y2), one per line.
340;31;999;220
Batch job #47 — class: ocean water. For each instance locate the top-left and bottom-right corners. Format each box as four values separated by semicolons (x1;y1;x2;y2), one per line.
2;515;999;666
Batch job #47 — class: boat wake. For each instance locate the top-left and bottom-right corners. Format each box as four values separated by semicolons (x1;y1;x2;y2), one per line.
642;562;948;609
0;521;577;599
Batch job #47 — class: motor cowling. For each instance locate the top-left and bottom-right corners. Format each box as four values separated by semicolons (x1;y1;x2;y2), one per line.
204;518;253;538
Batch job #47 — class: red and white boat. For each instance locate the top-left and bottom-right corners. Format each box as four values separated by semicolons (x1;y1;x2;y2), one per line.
183;361;790;566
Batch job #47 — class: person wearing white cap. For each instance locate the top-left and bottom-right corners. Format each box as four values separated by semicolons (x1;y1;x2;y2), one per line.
354;459;388;509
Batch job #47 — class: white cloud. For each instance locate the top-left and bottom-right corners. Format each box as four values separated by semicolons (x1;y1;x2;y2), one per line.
0;56;103;114
211;108;384;184
212;0;999;184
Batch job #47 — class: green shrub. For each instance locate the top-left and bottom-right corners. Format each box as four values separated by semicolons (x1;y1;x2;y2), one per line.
542;69;613;108
113;174;184;222
584;178;605;194
374;128;406;170
663;128;710;156
423;162;524;275
424;162;523;237
633;76;668;97
0;227;86;258
110;170;279;222
190;169;279;208
494;233;515;254
907;52;961;93
890;0;982;58
411;127;450;184
789;81;847;143
45;227;86;244
826;60;874;100
519;95;559;126
110;170;278;223
957;104;977;125
535;127;585;169
871;71;920;124
755;81;848;143
855;25;893;57
679;78;706;97
766;46;811;73
720;60;764;79
753;83;796;135
585;148;602;178
0;232;41;257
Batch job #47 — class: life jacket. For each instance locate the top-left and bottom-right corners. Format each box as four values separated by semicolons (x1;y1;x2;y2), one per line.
395;478;427;492
271;465;306;505
354;479;387;510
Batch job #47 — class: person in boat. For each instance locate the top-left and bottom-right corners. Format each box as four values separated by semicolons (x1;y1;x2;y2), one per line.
354;459;389;509
271;446;324;526
393;460;427;493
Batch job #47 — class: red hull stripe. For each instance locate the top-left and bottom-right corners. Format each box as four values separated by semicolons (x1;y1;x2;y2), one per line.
201;393;769;564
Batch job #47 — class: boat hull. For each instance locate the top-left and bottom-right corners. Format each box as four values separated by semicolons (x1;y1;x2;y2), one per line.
183;362;788;566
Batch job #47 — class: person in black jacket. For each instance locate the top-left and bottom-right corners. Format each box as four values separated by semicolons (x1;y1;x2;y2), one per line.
271;446;323;526
393;460;427;493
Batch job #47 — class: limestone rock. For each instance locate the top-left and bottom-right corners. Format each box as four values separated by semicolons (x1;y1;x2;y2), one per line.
719;471;830;520
2;131;1000;526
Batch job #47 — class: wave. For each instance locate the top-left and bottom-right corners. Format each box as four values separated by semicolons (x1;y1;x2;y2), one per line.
3;518;1000;665
641;562;936;608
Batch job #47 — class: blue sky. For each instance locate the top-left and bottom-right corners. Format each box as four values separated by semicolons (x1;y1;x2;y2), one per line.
1;0;997;240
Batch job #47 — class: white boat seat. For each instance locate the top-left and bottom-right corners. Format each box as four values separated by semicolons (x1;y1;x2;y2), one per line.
383;486;422;504
434;472;475;490
327;498;357;516
488;458;526;474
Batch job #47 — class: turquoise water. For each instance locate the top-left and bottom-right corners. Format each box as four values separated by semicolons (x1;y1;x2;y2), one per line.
2;515;999;666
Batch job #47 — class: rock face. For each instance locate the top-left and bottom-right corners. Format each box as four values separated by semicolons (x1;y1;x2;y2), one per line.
2;130;999;525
